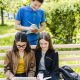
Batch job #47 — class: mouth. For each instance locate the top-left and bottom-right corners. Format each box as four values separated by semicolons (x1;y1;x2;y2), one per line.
42;47;46;49
20;49;24;51
32;7;37;10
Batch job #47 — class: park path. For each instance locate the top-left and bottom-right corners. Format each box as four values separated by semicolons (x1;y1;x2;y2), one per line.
0;32;16;38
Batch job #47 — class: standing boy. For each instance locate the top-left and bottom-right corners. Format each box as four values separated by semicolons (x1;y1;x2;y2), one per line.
15;0;46;45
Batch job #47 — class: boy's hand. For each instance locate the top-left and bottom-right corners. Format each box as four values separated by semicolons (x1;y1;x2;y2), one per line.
30;24;38;29
31;29;39;33
30;24;39;33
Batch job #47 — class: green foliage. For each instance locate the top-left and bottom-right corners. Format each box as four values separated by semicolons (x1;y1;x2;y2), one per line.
43;0;80;44
0;0;30;13
0;0;10;8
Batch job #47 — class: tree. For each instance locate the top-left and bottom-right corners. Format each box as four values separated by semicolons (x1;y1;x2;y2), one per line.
0;0;11;25
0;0;29;25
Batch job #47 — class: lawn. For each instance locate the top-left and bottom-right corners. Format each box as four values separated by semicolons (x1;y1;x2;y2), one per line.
0;18;16;35
0;24;16;35
0;36;15;46
0;18;17;46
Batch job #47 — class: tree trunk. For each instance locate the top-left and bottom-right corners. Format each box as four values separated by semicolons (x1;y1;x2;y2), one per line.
1;7;4;25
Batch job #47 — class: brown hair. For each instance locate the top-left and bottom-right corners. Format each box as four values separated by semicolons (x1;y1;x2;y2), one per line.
36;32;54;50
32;0;44;3
13;32;31;54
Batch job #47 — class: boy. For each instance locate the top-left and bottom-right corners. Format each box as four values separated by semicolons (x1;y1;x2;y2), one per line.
15;0;46;45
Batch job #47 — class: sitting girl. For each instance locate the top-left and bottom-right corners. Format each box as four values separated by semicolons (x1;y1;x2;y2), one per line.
35;32;59;80
4;32;36;80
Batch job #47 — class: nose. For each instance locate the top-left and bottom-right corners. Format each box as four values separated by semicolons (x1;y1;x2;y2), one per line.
42;44;45;48
35;6;40;10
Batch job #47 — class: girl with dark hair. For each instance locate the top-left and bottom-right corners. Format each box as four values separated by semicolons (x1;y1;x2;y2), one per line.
35;32;59;80
4;32;36;80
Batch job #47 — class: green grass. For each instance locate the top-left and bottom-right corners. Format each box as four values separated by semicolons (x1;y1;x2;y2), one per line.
0;18;16;35
0;35;15;46
60;54;80;58
0;18;15;78
0;24;16;35
0;65;4;68
55;48;80;51
0;50;6;53
74;68;80;74
0;18;16;46
0;73;5;78
59;53;80;74
0;57;4;60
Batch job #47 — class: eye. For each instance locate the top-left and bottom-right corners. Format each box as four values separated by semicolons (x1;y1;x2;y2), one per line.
44;43;47;45
40;43;43;45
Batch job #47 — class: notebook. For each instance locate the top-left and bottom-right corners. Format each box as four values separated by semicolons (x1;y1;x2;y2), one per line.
14;77;37;80
26;23;38;34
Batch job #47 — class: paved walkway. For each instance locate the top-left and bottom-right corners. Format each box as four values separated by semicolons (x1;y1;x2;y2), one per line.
0;32;16;38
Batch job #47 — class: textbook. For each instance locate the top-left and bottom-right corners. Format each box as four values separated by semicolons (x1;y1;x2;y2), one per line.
26;24;38;34
14;77;37;80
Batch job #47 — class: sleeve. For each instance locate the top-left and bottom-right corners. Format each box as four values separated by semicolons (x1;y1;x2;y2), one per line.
4;51;14;79
50;52;59;80
52;52;59;74
28;51;36;77
15;7;23;21
40;10;46;23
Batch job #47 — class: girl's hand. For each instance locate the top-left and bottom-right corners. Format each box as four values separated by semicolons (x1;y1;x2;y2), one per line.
37;73;44;80
11;77;14;80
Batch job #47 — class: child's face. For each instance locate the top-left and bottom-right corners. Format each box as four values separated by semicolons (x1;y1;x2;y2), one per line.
16;41;27;52
39;39;49;51
31;0;42;11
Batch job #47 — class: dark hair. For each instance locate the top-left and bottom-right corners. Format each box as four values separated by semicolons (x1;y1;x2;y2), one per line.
12;32;31;54
36;32;54;50
33;0;44;3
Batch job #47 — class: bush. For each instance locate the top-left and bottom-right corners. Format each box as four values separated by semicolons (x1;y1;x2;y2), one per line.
43;0;80;44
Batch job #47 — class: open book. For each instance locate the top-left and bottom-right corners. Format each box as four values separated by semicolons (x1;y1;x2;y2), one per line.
14;77;37;80
26;25;38;34
14;77;51;80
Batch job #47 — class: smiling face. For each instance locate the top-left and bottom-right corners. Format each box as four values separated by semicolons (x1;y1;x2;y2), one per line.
16;41;27;52
30;0;42;11
39;39;49;51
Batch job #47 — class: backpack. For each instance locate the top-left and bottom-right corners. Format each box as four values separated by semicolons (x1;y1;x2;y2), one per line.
59;65;80;80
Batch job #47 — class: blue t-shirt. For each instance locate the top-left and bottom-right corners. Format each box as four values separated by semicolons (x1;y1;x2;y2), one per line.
16;5;46;45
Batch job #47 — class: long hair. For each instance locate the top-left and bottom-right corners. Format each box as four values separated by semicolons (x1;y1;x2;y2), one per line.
12;32;31;54
36;32;54;50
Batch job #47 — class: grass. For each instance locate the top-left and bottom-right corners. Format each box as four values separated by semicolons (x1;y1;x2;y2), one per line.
0;50;6;53
0;18;16;77
59;54;80;74
0;18;16;35
0;18;16;46
0;24;16;35
0;73;5;78
0;57;4;60
0;35;15;46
